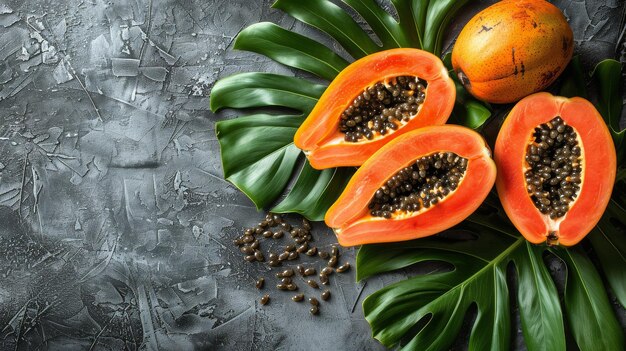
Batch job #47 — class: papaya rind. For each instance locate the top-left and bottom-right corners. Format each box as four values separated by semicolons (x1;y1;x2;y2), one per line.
325;125;496;247
494;92;616;246
295;48;456;169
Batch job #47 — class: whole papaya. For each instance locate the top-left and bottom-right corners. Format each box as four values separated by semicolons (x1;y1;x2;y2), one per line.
452;0;573;104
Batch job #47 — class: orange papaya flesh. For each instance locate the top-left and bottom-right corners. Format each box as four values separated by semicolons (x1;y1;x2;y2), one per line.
295;48;455;169
495;93;616;246
452;0;573;104
325;125;496;247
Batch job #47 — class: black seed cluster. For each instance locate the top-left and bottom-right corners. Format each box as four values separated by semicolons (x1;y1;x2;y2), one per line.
233;213;349;316
340;76;427;142
369;152;468;218
525;116;582;219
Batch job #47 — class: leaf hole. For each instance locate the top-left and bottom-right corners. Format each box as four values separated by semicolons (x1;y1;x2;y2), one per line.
506;261;525;350
398;313;432;347
453;302;478;350
541;250;567;296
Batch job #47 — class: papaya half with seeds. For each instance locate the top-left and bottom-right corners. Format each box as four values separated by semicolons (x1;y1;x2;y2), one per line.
452;0;573;104
325;125;496;246
495;92;616;246
295;48;455;169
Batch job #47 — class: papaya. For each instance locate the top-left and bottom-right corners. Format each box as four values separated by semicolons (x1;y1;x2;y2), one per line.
295;48;455;169
325;125;496;246
452;0;573;104
495;92;616;246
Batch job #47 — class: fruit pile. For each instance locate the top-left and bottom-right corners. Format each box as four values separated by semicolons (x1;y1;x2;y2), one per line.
210;0;624;348
294;0;614;248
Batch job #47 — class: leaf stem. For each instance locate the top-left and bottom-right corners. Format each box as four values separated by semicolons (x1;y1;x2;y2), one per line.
429;237;525;304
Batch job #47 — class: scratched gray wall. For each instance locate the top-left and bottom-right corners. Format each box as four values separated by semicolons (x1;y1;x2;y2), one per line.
0;0;624;350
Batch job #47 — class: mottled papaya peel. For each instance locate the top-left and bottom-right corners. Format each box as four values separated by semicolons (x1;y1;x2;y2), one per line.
452;0;573;104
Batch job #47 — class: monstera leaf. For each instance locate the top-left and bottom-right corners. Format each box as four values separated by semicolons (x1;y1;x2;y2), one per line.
358;206;625;351
212;73;325;209
591;59;625;165
210;0;487;217
559;56;588;99
272;164;355;221
443;53;492;130
588;199;626;307
562;58;625;166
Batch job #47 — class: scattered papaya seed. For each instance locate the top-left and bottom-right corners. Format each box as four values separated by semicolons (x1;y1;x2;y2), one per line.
321;290;331;301
336;263;351;273
235;213;347;316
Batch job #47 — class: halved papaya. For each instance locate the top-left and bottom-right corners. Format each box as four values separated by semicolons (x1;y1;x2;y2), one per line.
295;48;456;169
325;125;496;246
495;92;616;246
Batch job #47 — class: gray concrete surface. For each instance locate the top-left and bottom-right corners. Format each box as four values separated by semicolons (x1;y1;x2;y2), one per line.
0;0;623;350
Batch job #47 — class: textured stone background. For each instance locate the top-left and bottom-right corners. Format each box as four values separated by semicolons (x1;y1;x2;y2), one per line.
0;0;624;350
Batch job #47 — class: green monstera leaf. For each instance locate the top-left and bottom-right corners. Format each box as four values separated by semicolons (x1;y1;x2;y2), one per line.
562;58;625;166
358;206;624;351
559;56;588;99
591;59;625;165
588;199;626;308
210;0;486;217
552;245;625;351
233;22;349;81
272;164;354;221
215;113;304;209
443;53;492;130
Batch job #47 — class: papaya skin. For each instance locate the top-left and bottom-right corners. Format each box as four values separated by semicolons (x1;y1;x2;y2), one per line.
495;93;616;246
325;125;496;247
452;0;573;104
295;48;455;169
